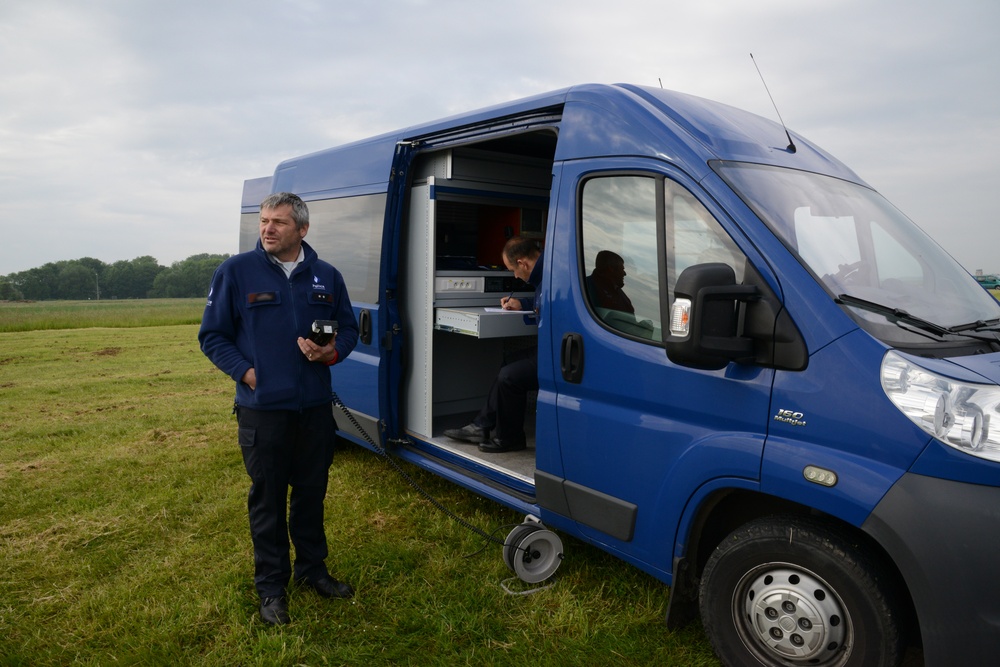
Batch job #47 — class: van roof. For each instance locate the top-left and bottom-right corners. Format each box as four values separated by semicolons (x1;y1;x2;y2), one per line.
245;83;862;207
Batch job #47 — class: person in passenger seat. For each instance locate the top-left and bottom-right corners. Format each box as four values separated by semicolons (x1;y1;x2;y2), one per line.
444;236;542;453
587;250;634;314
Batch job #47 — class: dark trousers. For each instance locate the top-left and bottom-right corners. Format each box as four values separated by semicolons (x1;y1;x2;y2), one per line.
236;404;336;598
474;346;538;444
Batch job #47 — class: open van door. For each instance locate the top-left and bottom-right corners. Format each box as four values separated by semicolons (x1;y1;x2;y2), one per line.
374;140;416;442
378;109;562;475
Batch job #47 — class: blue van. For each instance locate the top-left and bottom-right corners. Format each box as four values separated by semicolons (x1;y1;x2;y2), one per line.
239;83;1000;666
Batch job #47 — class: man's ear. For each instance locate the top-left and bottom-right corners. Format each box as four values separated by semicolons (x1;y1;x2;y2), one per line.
299;223;309;239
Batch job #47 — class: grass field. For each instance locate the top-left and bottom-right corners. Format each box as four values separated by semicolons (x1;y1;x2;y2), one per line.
0;298;205;332
0;305;719;665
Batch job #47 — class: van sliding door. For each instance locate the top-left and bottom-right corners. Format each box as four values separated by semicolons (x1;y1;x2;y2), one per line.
379;113;562;446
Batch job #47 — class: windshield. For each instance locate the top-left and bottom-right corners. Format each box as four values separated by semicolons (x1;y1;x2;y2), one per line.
714;162;1000;346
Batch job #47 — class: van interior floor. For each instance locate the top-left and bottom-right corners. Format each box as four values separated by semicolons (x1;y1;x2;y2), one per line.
432;412;536;482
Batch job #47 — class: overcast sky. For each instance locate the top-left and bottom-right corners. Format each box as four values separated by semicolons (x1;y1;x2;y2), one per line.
2;0;998;276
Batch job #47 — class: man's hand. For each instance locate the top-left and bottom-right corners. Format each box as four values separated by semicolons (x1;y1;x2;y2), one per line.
241;368;257;390
500;296;523;310
298;336;338;364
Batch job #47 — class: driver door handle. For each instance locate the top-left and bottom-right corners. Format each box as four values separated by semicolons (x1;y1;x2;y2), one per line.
561;332;584;383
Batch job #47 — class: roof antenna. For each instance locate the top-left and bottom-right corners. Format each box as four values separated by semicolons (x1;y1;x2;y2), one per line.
658;77;663;89
750;53;796;153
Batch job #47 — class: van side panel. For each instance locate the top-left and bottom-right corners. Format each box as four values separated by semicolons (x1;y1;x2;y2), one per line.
272;135;402;198
555;90;712;181
762;330;926;525
259;139;399;436
239;177;273;252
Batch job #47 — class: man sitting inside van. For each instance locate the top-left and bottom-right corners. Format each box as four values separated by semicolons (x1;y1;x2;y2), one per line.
444;236;542;453
587;250;634;314
586;250;655;339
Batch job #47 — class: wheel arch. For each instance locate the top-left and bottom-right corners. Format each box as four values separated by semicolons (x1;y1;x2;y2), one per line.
665;488;919;653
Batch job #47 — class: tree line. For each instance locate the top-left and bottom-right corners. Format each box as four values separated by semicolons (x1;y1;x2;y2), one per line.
0;254;230;301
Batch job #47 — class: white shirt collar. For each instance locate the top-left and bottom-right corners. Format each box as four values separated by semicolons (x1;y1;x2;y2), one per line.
269;246;305;278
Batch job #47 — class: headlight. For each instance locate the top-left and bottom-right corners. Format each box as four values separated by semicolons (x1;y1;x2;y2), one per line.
882;351;1000;462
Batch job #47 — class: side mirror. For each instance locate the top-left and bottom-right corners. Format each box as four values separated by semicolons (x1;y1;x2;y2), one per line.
666;263;758;370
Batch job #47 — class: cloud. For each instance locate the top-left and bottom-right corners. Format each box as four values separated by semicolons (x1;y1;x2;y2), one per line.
1;0;998;274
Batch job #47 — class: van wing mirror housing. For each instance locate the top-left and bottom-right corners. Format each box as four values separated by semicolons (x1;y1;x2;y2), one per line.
666;263;759;370
667;263;808;371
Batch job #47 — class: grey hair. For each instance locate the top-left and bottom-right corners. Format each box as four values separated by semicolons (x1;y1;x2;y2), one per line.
260;192;310;229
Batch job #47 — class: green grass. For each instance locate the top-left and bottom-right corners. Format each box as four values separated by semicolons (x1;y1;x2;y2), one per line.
0;298;205;332
0;314;719;665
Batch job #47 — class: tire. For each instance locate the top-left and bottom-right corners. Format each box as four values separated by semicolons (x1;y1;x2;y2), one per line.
699;516;904;667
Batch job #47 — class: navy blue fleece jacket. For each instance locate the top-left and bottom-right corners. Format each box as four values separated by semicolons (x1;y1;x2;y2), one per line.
198;240;359;411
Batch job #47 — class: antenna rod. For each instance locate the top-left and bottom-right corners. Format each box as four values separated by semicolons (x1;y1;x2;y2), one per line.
750;53;796;153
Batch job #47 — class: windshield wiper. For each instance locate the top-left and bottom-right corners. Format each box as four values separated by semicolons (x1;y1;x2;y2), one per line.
836;294;999;342
949;318;1000;333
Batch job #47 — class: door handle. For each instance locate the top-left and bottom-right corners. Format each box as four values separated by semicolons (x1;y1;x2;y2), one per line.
561;332;584;383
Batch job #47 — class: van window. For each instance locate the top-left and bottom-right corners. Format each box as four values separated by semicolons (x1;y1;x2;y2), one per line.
870;222;925;289
794;208;927;295
793;209;860;279
666;179;745;288
715;161;1000;335
304;194;386;304
581;176;662;340
580;175;746;342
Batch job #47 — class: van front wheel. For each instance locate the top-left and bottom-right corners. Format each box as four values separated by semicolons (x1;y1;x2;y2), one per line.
699;516;903;667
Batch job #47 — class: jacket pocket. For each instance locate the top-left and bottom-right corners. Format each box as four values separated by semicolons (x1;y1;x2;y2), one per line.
247;291;282;307
251;365;299;406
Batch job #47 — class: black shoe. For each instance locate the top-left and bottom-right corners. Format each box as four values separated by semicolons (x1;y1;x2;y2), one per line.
259;595;290;625
443;423;487;444
297;576;355;599
479;436;526;453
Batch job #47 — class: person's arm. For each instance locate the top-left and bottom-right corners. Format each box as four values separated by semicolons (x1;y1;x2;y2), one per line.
198;267;253;385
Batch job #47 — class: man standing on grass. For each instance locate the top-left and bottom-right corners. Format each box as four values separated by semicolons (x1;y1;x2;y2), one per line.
198;192;359;626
